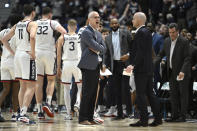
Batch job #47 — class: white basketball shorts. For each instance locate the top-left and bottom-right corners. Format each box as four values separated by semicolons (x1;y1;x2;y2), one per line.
36;50;56;76
1;57;15;81
61;61;82;84
14;50;36;81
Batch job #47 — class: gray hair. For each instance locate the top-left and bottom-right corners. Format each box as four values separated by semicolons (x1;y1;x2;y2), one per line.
88;11;98;19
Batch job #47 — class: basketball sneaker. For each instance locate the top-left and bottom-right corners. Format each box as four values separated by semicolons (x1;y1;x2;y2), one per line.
42;103;54;117
38;112;45;119
93;111;104;124
64;114;73;120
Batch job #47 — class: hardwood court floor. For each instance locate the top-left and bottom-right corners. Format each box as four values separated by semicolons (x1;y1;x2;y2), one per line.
0;113;197;131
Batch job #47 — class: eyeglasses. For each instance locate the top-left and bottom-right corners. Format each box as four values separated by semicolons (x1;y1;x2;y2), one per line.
91;16;100;19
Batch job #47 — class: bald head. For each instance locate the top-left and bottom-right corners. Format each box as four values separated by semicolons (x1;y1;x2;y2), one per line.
110;18;119;31
110;18;118;23
132;12;147;28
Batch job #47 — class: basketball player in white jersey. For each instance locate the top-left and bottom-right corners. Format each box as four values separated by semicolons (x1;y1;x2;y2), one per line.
0;15;23;122
71;20;89;111
57;19;82;120
35;7;67;119
1;4;37;124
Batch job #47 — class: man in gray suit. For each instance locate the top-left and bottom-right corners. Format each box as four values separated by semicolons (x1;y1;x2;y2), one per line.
78;11;106;125
103;18;132;119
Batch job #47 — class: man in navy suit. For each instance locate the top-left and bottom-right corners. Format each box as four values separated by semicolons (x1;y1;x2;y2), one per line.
78;11;106;125
147;22;164;93
147;22;164;55
126;12;162;127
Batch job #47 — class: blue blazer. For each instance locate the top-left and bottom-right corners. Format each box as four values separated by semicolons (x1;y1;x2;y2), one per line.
152;33;164;55
78;25;106;70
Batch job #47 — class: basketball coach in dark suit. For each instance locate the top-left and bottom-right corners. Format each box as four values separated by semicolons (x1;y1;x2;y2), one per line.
78;11;106;125
155;23;190;122
103;18;132;119
126;12;162;127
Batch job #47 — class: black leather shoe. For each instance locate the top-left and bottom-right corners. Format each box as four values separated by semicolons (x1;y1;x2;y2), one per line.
0;115;5;122
149;119;162;127
79;120;92;125
174;117;186;122
129;120;148;127
165;117;178;122
112;116;125;121
89;121;100;125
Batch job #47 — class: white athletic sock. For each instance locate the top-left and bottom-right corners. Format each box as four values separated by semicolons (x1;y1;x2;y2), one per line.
37;103;42;113
13;112;18;116
76;83;82;107
20;106;27;116
46;96;52;106
147;106;151;113
64;84;71;115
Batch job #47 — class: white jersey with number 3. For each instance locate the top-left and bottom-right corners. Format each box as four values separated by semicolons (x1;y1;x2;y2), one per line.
36;19;60;52
62;34;81;61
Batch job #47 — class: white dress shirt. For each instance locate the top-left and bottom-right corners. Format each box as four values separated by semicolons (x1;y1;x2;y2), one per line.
169;36;178;69
112;29;120;60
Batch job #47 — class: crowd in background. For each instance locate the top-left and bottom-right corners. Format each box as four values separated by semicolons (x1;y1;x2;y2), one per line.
0;0;197;120
0;0;197;34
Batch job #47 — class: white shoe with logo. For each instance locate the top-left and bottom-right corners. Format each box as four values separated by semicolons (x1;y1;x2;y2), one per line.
64;114;73;120
94;111;104;124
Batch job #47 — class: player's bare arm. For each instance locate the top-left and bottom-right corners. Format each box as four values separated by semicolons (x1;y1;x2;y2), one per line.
56;35;64;78
28;21;38;59
56;25;67;35
1;25;16;56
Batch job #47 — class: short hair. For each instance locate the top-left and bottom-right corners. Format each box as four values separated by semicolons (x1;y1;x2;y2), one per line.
181;28;188;33
101;28;110;33
147;22;155;28
10;14;23;26
88;11;98;19
42;7;52;15
23;4;35;16
68;19;77;27
168;23;179;31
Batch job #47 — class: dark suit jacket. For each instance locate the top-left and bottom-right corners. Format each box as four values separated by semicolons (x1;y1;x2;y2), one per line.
155;35;191;78
104;29;132;71
78;25;106;70
129;26;153;75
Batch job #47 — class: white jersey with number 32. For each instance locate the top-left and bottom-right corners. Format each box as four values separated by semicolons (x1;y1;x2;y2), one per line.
36;19;60;52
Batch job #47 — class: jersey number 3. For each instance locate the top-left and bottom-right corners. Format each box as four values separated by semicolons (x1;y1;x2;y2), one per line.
69;41;75;51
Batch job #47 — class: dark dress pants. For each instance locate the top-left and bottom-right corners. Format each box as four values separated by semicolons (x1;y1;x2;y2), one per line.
79;66;100;122
135;73;161;122
113;60;125;117
122;75;132;115
169;72;189;119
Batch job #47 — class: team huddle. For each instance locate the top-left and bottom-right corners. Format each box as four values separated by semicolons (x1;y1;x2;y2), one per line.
0;5;85;124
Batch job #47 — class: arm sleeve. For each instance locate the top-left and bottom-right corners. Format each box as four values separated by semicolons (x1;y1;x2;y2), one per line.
81;30;105;53
181;39;191;73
